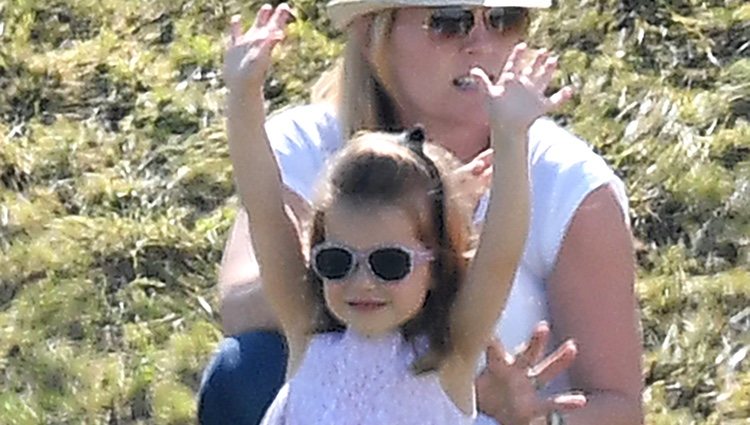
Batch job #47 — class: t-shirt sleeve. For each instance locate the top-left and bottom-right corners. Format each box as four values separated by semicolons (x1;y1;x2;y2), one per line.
264;104;342;203
525;119;630;279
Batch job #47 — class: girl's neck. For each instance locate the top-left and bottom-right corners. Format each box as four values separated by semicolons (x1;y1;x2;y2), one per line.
346;326;400;339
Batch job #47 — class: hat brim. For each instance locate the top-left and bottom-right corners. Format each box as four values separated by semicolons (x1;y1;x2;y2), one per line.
327;0;551;30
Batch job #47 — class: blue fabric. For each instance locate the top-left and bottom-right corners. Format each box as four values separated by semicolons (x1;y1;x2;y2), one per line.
198;331;288;425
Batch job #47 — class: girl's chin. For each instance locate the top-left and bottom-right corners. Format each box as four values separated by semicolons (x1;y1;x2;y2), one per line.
350;325;393;338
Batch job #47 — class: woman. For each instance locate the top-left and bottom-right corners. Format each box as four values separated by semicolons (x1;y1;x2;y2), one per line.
199;1;643;424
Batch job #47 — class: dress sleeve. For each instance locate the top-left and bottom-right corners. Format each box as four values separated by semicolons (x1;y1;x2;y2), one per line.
524;118;630;279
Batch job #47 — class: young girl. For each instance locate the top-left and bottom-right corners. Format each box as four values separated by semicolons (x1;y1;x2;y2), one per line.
223;6;571;424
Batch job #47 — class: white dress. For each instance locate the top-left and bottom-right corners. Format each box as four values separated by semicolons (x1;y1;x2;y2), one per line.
260;330;476;425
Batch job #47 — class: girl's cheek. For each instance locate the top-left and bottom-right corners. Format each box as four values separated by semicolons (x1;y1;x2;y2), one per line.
391;277;430;302
323;284;343;305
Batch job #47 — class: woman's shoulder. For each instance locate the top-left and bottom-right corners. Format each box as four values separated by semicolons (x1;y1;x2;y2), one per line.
523;117;629;277
526;117;624;200
267;102;337;125
266;103;343;152
527;117;604;168
526;117;624;193
265;104;344;200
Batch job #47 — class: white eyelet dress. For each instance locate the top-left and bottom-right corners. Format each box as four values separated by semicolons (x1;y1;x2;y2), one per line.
260;329;476;425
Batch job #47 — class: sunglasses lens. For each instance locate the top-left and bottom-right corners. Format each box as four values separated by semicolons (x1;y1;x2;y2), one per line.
314;247;353;280
369;248;412;281
487;7;526;32
428;8;473;37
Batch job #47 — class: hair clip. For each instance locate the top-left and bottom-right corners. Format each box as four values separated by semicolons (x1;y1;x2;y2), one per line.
403;125;426;153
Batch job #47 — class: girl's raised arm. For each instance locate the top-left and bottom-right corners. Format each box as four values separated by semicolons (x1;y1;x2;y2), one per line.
224;6;315;356
448;44;574;363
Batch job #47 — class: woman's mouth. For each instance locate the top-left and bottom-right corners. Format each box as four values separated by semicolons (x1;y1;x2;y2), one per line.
452;69;497;91
453;75;479;90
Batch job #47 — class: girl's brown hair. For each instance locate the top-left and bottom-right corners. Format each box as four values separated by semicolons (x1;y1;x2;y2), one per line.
304;128;475;374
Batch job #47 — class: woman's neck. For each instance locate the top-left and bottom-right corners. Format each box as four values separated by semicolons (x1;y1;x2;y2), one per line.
398;112;490;163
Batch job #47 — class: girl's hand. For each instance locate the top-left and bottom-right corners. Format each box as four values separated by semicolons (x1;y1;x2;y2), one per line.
475;322;587;424
223;4;294;97
470;44;574;135
449;148;493;211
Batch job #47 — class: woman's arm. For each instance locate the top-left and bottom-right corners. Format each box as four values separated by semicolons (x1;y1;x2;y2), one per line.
474;186;642;425
217;208;274;336
546;185;643;424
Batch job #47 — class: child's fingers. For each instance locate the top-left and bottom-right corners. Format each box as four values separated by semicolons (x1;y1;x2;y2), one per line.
518;74;535;91
472;149;494;174
268;3;295;31
523;49;548;78
503;42;527;75
479;166;493;186
533;55;558;93
229;15;243;45
546;86;574;112
251;4;275;30
469;67;493;95
255;30;286;57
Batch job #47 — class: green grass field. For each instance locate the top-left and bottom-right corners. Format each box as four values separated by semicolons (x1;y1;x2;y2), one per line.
0;0;748;423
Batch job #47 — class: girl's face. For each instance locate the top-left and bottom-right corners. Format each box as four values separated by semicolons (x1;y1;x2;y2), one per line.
320;203;433;337
381;7;524;128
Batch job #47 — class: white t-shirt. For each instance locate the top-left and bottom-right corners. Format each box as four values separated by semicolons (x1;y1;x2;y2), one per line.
266;103;629;425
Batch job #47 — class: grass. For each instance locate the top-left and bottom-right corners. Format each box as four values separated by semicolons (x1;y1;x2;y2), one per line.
0;0;748;423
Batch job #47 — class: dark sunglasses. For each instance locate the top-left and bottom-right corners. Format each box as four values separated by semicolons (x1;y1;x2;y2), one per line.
423;7;528;38
311;243;434;283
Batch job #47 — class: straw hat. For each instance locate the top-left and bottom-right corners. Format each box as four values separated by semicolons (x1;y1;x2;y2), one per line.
327;0;552;30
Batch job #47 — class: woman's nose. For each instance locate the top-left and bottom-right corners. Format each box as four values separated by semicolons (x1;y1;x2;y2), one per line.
462;13;494;55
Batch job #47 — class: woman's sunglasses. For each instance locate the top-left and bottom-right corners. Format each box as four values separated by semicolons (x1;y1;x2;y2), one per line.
311;243;434;283
423;7;528;39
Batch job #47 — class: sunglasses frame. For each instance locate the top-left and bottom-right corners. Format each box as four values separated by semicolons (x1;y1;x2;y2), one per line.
422;6;529;39
310;242;435;284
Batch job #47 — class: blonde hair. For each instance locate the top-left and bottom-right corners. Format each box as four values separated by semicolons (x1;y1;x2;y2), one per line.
311;11;399;139
311;8;533;138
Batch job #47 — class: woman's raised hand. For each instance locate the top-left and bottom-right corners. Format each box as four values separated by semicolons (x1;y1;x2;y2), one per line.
475;322;587;424
449;148;494;210
223;4;294;97
470;44;574;135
